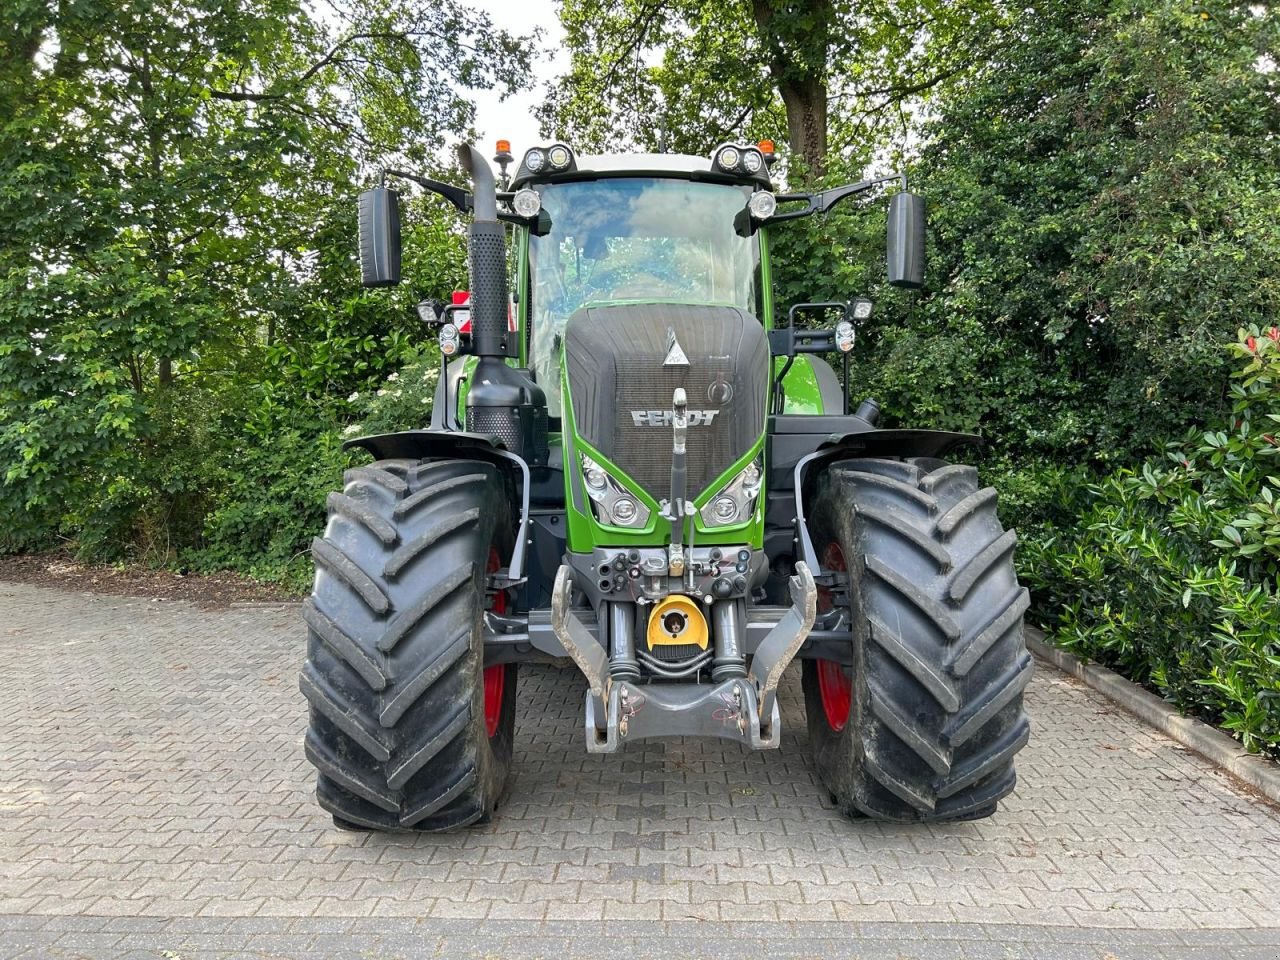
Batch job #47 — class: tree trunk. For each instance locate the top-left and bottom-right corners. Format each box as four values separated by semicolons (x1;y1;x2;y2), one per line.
779;75;828;180
749;0;831;181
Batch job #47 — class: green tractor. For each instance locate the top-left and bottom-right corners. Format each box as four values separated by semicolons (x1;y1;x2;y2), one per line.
300;140;1032;831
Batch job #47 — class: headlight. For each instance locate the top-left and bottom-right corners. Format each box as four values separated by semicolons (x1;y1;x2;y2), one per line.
748;191;777;220
700;455;764;528
580;454;650;528
711;496;738;522
524;148;545;173
512;188;541;218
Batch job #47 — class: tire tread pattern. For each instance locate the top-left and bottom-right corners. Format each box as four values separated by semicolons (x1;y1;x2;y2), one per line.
804;458;1031;822
300;458;514;832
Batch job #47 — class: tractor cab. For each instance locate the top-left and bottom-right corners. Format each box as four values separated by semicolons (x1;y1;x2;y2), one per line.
523;170;763;414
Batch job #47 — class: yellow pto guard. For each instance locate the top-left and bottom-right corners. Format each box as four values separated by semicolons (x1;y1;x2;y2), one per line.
647;595;709;650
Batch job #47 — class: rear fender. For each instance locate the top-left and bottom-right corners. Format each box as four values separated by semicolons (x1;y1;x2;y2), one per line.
343;430;531;580
791;428;982;576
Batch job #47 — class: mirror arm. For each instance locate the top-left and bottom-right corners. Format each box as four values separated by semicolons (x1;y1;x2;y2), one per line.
813;172;908;214
771;173;910;223
383;169;473;214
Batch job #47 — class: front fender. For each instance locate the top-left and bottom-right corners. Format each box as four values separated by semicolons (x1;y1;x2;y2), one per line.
791;428;984;575
343;429;531;580
343;428;508;463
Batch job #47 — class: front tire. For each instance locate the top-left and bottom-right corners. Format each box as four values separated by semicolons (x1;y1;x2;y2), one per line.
300;458;517;831
802;458;1032;821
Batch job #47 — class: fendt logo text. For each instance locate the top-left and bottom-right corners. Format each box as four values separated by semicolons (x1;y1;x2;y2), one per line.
630;410;720;427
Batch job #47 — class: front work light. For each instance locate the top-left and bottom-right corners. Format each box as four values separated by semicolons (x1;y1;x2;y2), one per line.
523;148;545;173
512;188;542;218
851;297;874;320
547;144;573;169
714;144;767;177
748;192;777;220
416;300;442;324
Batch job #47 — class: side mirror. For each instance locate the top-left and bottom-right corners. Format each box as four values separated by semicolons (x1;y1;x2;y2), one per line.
887;192;926;290
358;186;402;287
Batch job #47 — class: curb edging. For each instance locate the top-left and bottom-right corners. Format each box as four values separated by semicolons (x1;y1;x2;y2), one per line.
1026;626;1280;804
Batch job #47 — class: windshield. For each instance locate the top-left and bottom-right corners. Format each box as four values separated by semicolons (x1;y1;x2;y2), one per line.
528;177;760;414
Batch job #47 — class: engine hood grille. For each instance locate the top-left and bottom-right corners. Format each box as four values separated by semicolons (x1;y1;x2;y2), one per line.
563;304;769;502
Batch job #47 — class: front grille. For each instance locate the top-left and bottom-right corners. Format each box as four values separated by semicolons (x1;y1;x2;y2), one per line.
564;304;768;502
613;363;740;497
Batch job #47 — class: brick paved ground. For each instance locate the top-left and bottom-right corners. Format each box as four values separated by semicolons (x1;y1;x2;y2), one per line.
1;581;1279;959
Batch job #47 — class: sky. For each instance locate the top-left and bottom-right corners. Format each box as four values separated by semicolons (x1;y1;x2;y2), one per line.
466;0;569;155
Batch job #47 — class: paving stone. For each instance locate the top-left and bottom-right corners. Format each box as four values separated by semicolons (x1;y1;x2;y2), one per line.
3;581;1280;959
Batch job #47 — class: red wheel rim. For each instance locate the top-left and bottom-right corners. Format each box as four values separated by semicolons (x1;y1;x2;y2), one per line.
816;659;852;732
482;663;505;738
483;547;508;739
815;542;852;732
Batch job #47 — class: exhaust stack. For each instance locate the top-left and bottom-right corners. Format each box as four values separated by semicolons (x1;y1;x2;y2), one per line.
457;144;515;358
455;143;548;465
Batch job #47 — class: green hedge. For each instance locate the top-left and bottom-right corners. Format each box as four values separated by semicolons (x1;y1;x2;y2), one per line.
1022;328;1280;756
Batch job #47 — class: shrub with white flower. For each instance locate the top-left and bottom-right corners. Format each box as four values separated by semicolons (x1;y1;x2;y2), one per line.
352;346;444;437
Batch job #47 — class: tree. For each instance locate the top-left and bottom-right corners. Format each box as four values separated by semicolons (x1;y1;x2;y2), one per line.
852;0;1280;465
541;0;1003;179
0;0;536;554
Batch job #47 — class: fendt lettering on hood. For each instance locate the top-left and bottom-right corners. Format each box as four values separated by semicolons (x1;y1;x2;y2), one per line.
630;409;720;427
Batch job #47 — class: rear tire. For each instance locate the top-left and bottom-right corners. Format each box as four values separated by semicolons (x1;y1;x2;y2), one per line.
802;458;1032;821
300;458;518;832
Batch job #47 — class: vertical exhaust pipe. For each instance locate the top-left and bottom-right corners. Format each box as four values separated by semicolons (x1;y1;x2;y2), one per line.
454;143;549;465
457;144;514;358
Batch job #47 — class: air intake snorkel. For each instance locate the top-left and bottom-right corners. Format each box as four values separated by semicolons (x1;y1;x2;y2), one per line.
455;143;549;465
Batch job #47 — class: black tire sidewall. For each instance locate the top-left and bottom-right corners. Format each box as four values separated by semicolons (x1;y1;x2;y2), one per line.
476;481;517;803
803;468;868;802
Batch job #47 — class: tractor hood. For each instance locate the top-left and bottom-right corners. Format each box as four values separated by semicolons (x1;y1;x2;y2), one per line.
562;304;769;503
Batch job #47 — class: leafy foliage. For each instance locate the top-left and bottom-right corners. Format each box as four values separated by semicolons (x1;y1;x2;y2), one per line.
0;0;528;571
541;0;1004;177
796;0;1280;469
1024;328;1280;756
